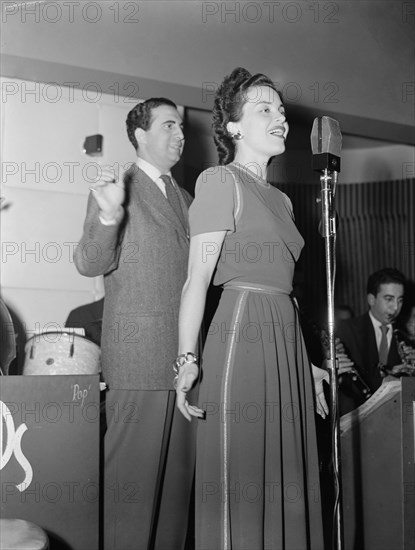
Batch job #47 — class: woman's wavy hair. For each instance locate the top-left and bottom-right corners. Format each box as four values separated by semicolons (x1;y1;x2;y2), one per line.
126;97;177;151
213;67;280;165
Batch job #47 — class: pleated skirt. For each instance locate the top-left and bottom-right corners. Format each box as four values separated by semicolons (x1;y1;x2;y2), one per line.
195;284;324;550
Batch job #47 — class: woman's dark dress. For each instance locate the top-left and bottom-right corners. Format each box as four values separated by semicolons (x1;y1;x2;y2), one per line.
189;163;324;550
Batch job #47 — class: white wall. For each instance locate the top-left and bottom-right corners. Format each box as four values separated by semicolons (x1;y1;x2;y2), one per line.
0;76;138;332
1;74;413;340
2;1;413;133
184;108;415;184
276;144;415;184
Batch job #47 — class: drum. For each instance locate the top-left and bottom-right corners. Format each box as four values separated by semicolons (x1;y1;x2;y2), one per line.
0;298;16;375
0;519;49;550
23;332;101;375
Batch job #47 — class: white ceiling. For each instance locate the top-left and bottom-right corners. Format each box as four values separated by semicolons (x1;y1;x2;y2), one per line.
1;0;414;144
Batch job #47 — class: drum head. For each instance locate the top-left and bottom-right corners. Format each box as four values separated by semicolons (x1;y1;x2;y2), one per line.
0;299;16;375
23;332;101;375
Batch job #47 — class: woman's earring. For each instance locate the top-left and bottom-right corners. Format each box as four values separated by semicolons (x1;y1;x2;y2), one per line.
233;131;243;141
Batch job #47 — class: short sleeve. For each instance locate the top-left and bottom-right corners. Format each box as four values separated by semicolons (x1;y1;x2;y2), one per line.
189;166;236;237
281;191;295;220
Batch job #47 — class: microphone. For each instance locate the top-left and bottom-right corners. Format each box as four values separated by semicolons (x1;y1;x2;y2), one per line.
310;116;342;173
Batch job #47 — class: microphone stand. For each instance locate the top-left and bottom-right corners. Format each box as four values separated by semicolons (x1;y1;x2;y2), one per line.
319;167;344;550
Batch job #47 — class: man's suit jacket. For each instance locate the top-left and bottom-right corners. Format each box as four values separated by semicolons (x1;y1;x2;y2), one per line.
336;312;401;414
74;164;192;390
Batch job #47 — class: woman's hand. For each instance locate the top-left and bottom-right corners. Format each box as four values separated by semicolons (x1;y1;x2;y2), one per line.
312;364;329;419
175;362;205;422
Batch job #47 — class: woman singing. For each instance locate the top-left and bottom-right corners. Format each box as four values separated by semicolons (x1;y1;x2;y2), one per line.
174;67;328;549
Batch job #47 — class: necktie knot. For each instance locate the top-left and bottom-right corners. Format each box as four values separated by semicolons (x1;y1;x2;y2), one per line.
380;324;389;336
160;174;172;187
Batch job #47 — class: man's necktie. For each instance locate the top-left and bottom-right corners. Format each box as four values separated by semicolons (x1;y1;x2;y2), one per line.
378;324;389;365
160;175;185;226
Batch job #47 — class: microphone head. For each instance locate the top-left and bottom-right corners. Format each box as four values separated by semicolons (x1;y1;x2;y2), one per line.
311;116;342;157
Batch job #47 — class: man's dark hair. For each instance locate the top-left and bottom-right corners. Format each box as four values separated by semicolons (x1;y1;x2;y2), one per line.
126;97;178;151
366;267;406;296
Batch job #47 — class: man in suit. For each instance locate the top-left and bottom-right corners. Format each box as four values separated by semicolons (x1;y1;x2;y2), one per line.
74;98;195;550
336;267;406;415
